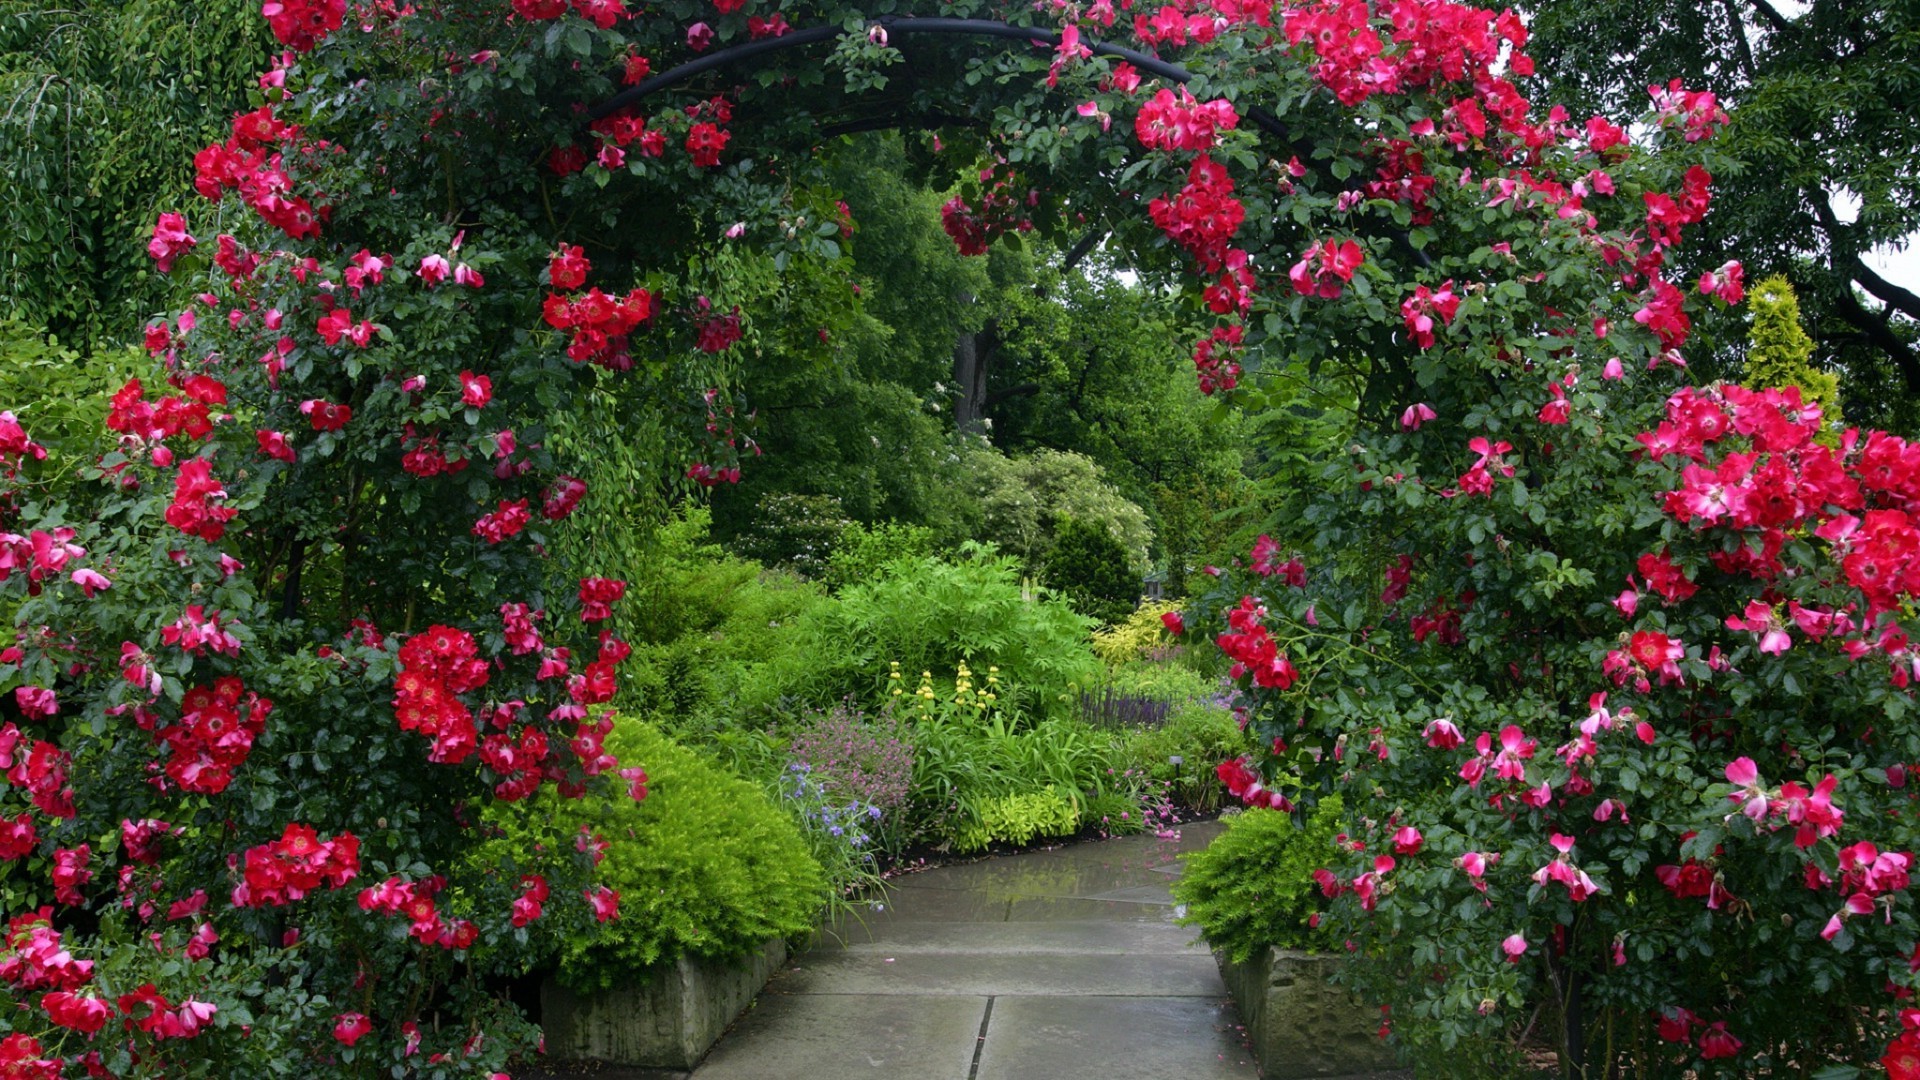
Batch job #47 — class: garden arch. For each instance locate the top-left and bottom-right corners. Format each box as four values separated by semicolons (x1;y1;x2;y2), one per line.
7;0;1868;1073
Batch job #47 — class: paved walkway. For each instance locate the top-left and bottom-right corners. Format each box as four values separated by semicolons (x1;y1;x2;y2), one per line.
686;821;1259;1080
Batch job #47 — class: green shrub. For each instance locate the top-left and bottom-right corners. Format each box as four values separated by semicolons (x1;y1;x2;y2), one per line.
951;786;1081;853
1123;700;1250;810
825;519;936;591
758;544;1099;718
1042;516;1142;626
482;719;827;992
1174;797;1345;964
731;492;852;577
1100;661;1217;703
897;675;1121;850
617;508;829;728
964;444;1154;577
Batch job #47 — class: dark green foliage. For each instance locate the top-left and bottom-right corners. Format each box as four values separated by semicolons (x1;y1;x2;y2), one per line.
490;719;827;993
1043;516;1141;626
0;0;271;345
1519;0;1920;408
1174;799;1345;964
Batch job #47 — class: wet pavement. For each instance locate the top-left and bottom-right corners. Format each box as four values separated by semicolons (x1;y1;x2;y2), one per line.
685;821;1262;1080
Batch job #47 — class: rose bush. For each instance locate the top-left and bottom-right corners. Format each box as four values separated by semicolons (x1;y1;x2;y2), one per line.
0;0;1822;1072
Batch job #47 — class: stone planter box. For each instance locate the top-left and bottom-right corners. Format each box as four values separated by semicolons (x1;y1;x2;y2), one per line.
1215;947;1401;1079
540;938;787;1070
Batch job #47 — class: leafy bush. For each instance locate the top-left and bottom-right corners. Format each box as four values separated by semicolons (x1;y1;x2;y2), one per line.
758;545;1099;718
952;786;1081;853
730;492;852;578
1174;798;1344;964
964;444;1154;576
824;519;936;591
1092;600;1183;665
486;720;826;993
618;509;829;728
1122;700;1251;810
1100;660;1218;703
892;666;1120;849
1043;516;1142;626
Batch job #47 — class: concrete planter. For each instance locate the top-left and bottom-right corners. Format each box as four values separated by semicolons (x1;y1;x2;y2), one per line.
540;938;787;1070
1214;947;1400;1079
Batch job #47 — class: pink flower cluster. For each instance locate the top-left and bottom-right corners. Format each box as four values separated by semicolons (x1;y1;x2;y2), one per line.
1133;87;1240;152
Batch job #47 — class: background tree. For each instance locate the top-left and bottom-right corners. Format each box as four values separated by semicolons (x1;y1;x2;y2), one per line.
0;0;270;345
1520;0;1920;424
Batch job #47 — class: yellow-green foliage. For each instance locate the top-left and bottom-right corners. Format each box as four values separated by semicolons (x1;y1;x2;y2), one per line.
1092;600;1182;665
951;785;1081;853
1745;275;1843;436
483;719;827;992
1173;797;1345;963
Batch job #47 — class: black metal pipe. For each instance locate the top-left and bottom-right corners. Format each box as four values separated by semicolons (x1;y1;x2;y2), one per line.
589;17;1430;268
592;16;1289;141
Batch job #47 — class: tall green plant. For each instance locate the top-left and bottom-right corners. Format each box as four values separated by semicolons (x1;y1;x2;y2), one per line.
1743;274;1842;432
761;545;1099;717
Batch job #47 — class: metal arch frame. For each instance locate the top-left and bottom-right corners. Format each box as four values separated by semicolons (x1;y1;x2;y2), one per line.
590;16;1292;141
589;16;1434;269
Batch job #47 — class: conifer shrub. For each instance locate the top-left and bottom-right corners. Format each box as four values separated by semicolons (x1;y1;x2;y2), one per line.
1043;516;1142;626
1744;275;1842;434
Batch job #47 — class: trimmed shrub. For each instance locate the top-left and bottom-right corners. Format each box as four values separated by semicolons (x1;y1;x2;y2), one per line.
1174;797;1344;964
1043;516;1142;626
759;545;1099;718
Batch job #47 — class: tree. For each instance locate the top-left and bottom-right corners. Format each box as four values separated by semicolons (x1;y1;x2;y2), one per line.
0;0;271;345
1519;0;1920;412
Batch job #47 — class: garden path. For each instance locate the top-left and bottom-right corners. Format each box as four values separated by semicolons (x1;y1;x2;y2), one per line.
685;821;1259;1080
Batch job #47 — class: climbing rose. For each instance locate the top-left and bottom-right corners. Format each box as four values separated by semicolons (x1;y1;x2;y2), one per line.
578;577;626;621
459;371;492;408
333;1013;373;1046
261;0;346;51
549;245;590;289
148;213;196;272
686;122;729;167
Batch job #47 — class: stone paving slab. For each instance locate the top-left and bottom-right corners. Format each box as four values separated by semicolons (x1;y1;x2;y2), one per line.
972;995;1259;1080
1002;896;1182;923
826;919;1203;955
776;949;1228;997
1077;882;1178;905
688;992;987;1080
